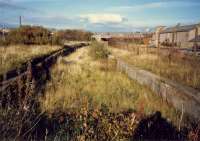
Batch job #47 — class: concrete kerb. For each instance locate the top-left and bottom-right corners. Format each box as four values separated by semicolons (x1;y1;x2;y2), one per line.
115;56;200;120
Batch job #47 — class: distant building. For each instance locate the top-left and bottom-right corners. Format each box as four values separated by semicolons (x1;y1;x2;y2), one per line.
0;28;10;38
92;32;151;42
91;34;111;42
152;23;200;48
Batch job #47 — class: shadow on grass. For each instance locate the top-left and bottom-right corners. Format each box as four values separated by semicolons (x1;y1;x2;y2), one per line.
0;45;190;140
0;46;79;140
34;111;188;141
132;111;186;141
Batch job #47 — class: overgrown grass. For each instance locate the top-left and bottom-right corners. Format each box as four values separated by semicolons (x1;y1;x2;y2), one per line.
0;47;198;141
0;45;62;74
111;47;200;90
0;45;196;140
39;47;185;140
88;41;110;60
40;47;180;125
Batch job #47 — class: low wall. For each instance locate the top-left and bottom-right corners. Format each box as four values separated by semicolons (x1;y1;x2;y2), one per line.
0;42;89;83
116;58;200;120
0;43;89;108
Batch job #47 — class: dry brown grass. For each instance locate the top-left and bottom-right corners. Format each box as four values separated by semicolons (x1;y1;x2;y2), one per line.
111;47;200;90
40;47;180;125
1;44;190;140
0;45;62;74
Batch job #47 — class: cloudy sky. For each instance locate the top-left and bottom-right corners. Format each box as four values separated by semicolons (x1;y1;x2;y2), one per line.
0;0;200;32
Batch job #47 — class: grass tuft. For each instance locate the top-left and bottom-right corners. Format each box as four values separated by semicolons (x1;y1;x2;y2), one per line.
0;45;61;74
40;47;179;125
111;47;200;90
88;41;110;60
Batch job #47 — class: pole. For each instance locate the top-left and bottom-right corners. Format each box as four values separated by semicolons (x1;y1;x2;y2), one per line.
194;25;198;56
19;16;22;27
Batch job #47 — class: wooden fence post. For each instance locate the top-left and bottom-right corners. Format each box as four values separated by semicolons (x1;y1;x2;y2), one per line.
23;61;33;110
17;67;23;108
0;74;7;107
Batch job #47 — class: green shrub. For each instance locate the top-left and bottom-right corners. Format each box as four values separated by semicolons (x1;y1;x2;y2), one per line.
89;41;110;59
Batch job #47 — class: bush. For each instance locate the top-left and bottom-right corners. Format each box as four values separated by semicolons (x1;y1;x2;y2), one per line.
6;26;51;45
56;29;93;41
0;26;93;46
89;41;110;60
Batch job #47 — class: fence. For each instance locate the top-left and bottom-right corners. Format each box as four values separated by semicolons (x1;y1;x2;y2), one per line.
0;42;89;108
110;43;200;57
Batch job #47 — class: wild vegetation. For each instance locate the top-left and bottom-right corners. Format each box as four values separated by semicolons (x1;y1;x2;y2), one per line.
88;41;110;60
0;26;92;46
111;46;200;90
42;48;167;113
0;32;200;141
56;29;93;42
0;26;53;46
0;45;61;74
0;25;92;74
0;42;199;140
38;44;193;140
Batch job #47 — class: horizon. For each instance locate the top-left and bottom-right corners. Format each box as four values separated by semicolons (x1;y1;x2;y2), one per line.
0;0;200;32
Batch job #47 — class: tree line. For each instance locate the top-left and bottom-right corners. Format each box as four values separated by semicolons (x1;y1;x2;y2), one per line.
0;25;93;46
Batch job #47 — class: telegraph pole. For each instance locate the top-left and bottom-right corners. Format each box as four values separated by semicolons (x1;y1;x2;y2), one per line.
19;16;22;27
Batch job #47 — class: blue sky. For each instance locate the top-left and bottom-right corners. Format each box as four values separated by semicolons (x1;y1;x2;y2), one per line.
0;0;200;32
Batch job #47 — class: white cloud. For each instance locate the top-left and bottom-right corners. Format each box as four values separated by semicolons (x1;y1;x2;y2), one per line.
80;13;125;24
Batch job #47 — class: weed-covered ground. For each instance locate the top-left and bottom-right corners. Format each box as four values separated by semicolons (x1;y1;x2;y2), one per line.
0;45;61;74
111;47;200;90
42;47;178;118
39;46;189;140
1;44;198;140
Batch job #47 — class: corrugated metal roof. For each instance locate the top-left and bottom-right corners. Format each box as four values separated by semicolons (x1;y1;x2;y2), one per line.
161;24;197;33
